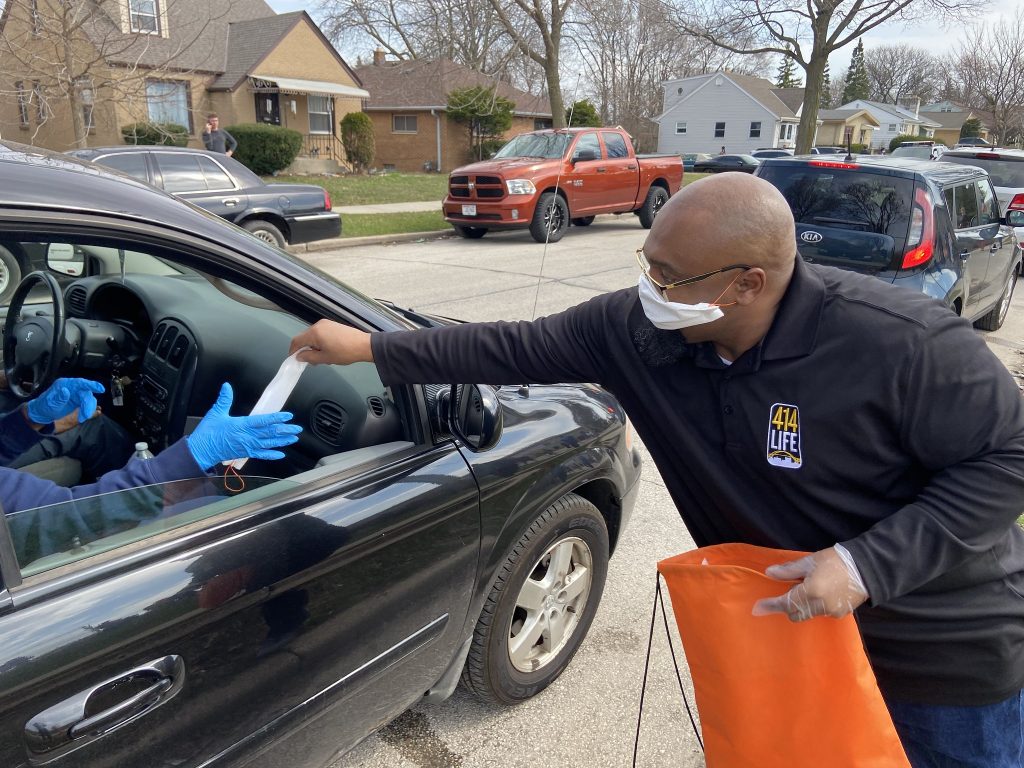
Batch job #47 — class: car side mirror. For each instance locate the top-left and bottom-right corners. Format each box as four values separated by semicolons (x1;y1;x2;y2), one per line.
1006;210;1024;228
45;243;85;277
440;384;502;451
572;149;597;164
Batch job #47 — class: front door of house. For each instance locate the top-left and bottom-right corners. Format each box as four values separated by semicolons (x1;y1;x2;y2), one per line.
255;93;281;125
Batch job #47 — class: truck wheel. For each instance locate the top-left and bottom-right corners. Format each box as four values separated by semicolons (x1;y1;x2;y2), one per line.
461;493;609;705
530;193;568;243
453;225;488;239
0;245;25;305
571;216;595;227
638;186;669;229
242;220;286;247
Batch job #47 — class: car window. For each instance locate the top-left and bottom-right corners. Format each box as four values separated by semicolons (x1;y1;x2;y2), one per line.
602;132;629;159
944;182;982;229
96;153;149;181
943;155;1024;188
976;180;1000;226
758;165;913;239
573;132;601;159
198;156;235;191
156;153;207;193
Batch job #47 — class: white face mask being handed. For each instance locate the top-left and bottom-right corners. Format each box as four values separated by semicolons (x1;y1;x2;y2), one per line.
637;273;738;330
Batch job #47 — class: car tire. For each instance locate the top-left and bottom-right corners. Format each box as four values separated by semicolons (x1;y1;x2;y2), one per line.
638;186;669;229
571;216;595;227
461;492;609;705
242;220;286;247
0;244;25;305
529;192;569;243
453;225;488;239
974;265;1018;331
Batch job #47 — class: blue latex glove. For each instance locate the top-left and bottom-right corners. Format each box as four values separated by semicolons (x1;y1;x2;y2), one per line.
186;383;302;471
26;378;105;425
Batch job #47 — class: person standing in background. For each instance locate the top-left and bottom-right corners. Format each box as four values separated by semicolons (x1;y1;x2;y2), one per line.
202;113;237;157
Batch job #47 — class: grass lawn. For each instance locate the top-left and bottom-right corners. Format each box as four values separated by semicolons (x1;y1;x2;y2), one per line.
342;211;449;238
683;172;712;185
271;173;448;206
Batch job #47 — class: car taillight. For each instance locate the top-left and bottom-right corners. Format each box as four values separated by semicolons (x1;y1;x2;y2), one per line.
809;160;859;169
975;153;1001;159
1008;193;1024;212
902;187;934;270
324;190;332;211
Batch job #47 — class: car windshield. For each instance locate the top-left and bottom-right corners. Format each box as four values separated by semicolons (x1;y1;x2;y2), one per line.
494;132;573;159
942;155;1024;187
890;146;932;159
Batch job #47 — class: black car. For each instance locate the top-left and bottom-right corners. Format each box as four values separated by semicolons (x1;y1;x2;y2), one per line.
66;146;341;248
693;154;761;173
756;155;1023;330
0;142;640;767
752;149;793;159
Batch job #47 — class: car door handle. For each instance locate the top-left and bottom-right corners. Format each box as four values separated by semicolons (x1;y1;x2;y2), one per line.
596;167;607;173
991;240;1003;252
221;197;240;206
627;165;637;171
24;655;185;759
960;249;970;260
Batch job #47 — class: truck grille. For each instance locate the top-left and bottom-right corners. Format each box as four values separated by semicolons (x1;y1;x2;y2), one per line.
449;174;506;201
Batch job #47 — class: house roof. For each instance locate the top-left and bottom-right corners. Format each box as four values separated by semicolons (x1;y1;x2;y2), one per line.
818;108;880;126
354;59;551;117
771;87;805;114
724;73;800;118
920;110;981;130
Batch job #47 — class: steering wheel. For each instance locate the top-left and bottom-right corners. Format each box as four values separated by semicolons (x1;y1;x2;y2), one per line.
3;271;67;400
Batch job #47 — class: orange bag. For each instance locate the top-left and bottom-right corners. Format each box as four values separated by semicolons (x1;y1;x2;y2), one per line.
657;543;910;768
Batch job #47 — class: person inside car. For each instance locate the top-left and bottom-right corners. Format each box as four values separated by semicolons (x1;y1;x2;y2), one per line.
2;381;301;560
289;172;1024;768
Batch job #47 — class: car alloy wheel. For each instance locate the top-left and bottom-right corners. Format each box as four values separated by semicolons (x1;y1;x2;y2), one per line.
997;268;1017;324
460;492;609;704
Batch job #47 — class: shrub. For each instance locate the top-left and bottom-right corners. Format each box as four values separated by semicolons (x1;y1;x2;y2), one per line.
121;122;189;146
228;123;303;175
340;112;375;173
480;138;506;159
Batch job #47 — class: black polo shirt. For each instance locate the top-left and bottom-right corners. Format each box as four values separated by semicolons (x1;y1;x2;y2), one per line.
372;257;1024;705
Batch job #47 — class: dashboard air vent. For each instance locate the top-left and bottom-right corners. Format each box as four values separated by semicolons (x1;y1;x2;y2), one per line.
66;286;87;315
168;335;189;367
157;326;178;359
367;396;386;417
312;401;347;445
149;323;167;352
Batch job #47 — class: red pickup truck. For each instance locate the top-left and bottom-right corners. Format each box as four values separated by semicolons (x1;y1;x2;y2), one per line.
442;128;684;242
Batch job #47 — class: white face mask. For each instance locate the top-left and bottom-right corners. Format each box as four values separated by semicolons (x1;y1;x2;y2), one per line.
638;274;728;330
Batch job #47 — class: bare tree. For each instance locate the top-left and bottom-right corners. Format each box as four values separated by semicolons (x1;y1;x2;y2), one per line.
671;0;985;153
864;44;937;104
0;0;238;149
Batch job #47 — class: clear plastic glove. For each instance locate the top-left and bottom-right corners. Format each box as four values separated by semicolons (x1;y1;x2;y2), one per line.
186;383;302;471
26;378;105;425
752;545;869;622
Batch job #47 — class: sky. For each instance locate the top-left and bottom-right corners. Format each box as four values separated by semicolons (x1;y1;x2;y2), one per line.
268;0;1020;78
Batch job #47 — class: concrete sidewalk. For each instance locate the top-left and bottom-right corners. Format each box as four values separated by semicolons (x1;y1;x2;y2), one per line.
334;200;441;215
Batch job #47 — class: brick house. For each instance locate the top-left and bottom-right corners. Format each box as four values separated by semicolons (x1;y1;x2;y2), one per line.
353;56;552;173
0;1;367;169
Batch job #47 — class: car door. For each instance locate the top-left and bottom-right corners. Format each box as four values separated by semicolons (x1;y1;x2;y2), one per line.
0;225;481;768
974;177;1012;311
598;131;639;210
943;181;987;315
152;152;249;224
567;132;604;215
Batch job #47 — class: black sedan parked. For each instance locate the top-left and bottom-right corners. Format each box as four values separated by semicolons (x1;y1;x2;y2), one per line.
0;142;640;767
692;154;761;173
67;146;341;248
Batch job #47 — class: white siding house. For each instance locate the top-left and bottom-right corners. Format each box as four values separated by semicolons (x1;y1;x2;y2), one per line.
836;100;941;149
656;71;802;156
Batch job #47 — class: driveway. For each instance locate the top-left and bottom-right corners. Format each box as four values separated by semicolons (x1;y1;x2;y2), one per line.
301;218;1023;767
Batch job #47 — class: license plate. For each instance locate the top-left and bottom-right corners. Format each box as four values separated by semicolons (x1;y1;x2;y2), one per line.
461;204;477;216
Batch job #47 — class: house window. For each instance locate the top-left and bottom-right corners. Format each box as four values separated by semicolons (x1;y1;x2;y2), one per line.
392;115;417;133
749;121;761;139
146;79;191;132
888;124;897;132
129;0;160;33
783;123;794;140
32;81;46;123
940;106;953;113
714;121;725;138
675;121;687;134
15;82;29;126
76;79;95;133
307;95;333;134
534;118;553;130
29;0;42;35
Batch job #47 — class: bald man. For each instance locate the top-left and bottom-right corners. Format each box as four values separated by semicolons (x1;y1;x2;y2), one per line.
291;173;1024;767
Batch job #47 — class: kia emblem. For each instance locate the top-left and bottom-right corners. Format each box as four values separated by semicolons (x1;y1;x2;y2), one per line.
800;231;823;244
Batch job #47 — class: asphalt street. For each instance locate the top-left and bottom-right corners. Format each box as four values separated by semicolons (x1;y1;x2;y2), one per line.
304;217;1024;768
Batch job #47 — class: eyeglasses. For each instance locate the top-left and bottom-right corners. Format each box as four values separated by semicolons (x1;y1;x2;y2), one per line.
635;248;752;293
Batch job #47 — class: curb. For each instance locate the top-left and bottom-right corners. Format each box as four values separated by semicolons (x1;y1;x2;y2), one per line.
287;229;453;253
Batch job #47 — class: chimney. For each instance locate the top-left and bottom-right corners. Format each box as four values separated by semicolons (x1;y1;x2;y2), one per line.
373;48;386;66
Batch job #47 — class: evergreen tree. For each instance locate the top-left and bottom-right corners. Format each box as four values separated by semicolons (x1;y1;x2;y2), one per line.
841;40;870;104
776;55;799;89
820;63;832;109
